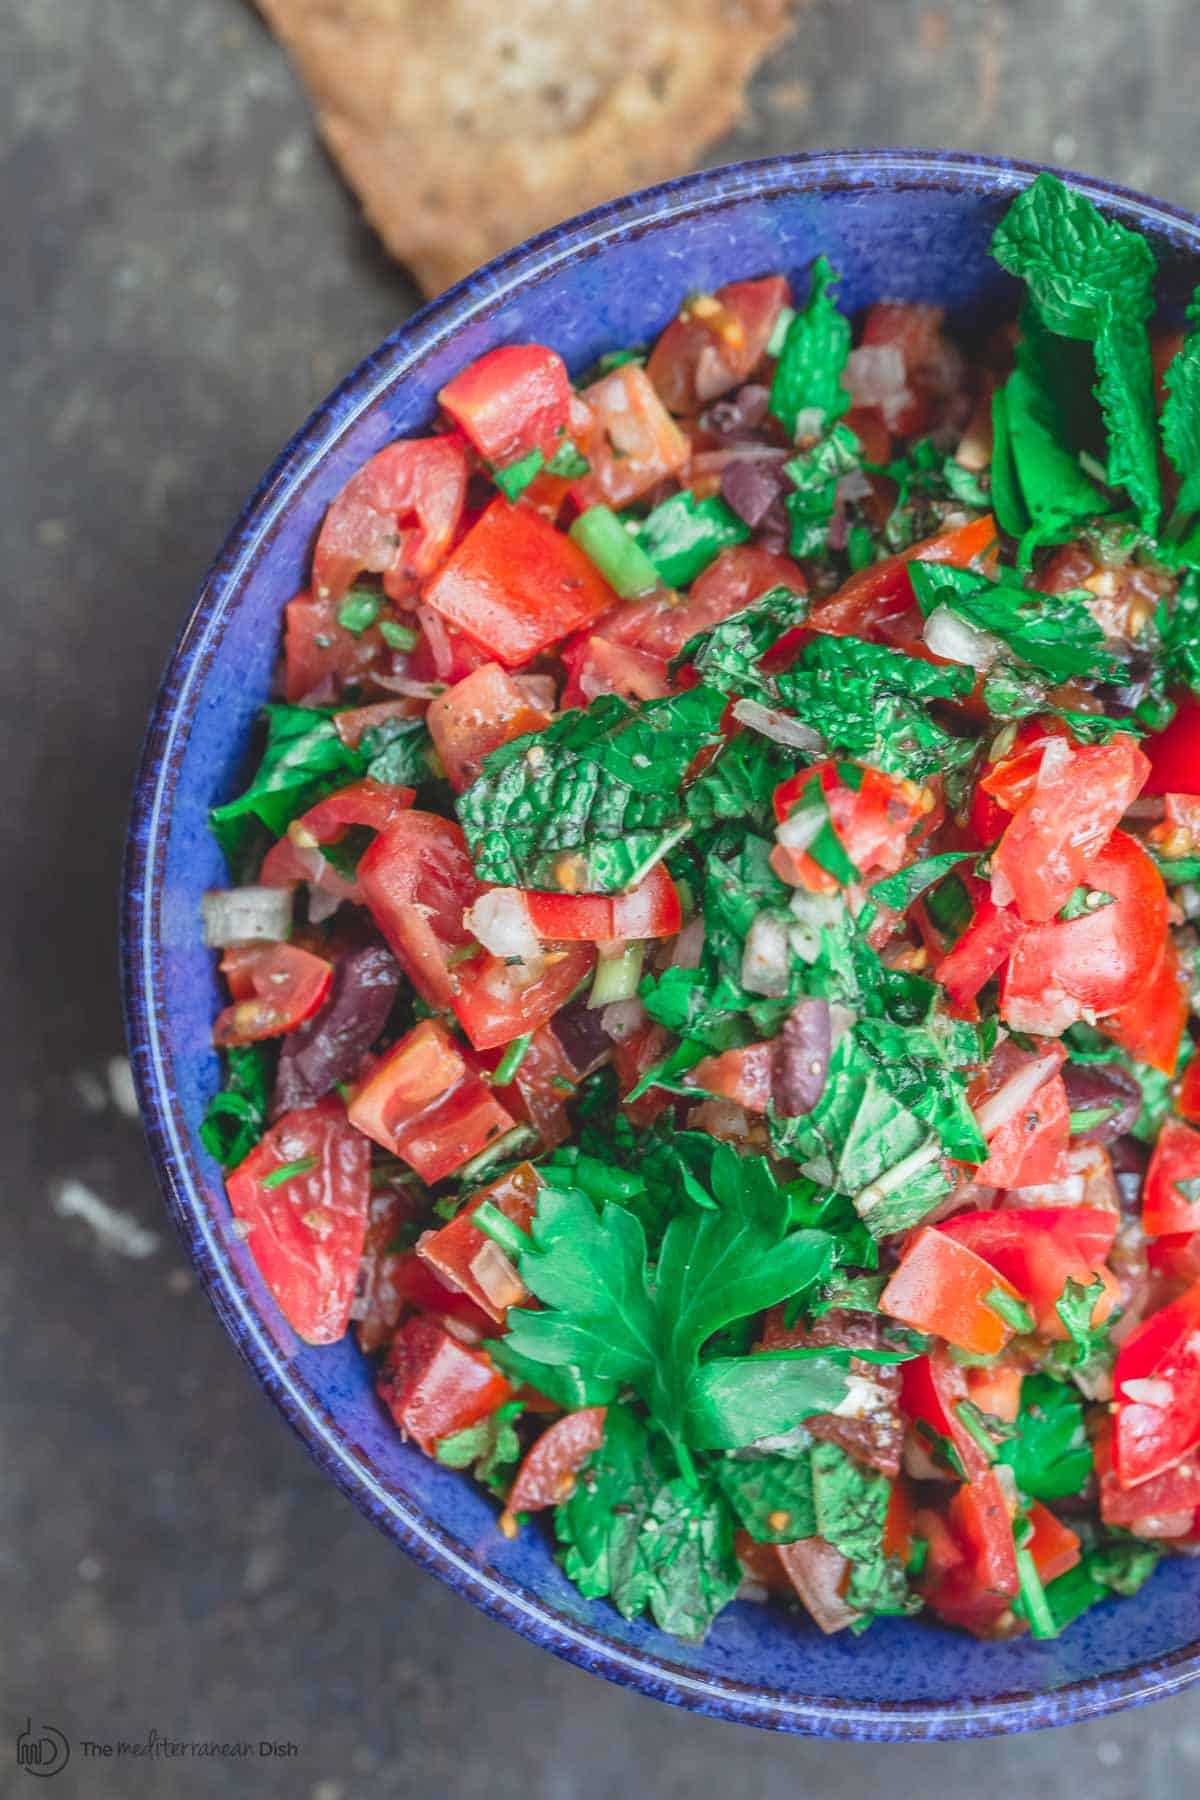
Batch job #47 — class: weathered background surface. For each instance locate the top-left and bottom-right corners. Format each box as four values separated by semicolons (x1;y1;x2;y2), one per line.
5;2;1200;1794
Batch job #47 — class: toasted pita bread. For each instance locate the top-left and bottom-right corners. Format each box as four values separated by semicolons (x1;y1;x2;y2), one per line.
256;0;796;293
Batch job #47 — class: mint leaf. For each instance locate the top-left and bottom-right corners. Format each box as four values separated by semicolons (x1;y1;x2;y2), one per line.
909;561;1128;684
811;1441;918;1621
865;851;975;913
769;255;851;438
1162;311;1200;536
784;422;863;558
360;716;435;788
457;687;726;892
632;492;749;589
672;585;810;701
715;1450;817;1542
684;729;796;833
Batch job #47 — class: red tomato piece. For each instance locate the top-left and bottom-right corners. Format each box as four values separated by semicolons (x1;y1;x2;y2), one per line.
976;1073;1071;1190
409;602;496;685
377;1317;513;1455
452;944;596;1053
922;1471;1019;1638
880;1226;1024;1355
490;1025;577;1151
426;662;551;792
423;498;617;668
900;1351;992;1481
283;591;389;704
940;1206;1118;1338
1099;933;1188;1077
358;811;477;1009
773;760;927;895
882;1477;916;1564
1149;1230;1200;1289
293;778;416;843
348;1018;516;1183
521;863;681;942
1143;696;1200;797
311;435;468;604
333;699;420;752
1001;831;1169;1033
965;1363;1023;1425
602;544;808;666
226;1097;371;1344
438;345;571;466
808;514;997;638
992;735;1150;923
570;363;690;510
613;1023;672;1128
645;276;791;414
686;1041;776;1112
507;1407;609;1513
561;635;673;707
775;1538;860;1634
418;1162;542;1322
1025;1502;1081;1585
1144;1117;1200;1238
1095;1418;1200;1524
934;892;1025;1012
394;1076;518;1183
859;302;957;438
1180;1056;1200;1126
978;720;1074;812
1113;1276;1200;1485
213;943;333;1047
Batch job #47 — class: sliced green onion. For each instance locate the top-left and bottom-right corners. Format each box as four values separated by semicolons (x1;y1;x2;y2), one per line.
1015;1543;1059;1640
1068;1104;1115;1135
261;1154;318;1190
766;304;796;358
473;1200;533;1262
545;441;590;478
490;1032;533;1087
490;447;544;500
379;619;419;652
447;942;483;967
569;506;661;598
984;1284;1035;1335
588;940;645;1009
953;1399;999;1465
452;1123;538;1186
337;590;382;636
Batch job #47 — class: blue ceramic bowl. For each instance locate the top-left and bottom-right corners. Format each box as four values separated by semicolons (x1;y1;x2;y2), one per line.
124;149;1200;1739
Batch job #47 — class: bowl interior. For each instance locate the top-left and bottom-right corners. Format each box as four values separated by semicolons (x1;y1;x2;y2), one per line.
126;151;1200;1738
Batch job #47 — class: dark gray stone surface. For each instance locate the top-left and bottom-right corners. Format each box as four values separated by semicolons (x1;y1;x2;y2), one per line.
4;0;1200;1793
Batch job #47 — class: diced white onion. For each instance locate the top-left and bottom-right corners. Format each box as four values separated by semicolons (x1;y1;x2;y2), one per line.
670;918;706;970
1121;1377;1174;1408
787;888;847;962
731;698;824;752
201;885;293;947
1037;734;1073;788
600;998;647;1042
974;1049;1061;1139
464;889;541;961
922;604;1001;671
468;1239;526;1313
742;912;792;997
776;807;826;853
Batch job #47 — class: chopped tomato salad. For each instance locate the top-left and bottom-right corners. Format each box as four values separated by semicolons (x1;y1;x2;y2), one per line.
201;175;1200;1646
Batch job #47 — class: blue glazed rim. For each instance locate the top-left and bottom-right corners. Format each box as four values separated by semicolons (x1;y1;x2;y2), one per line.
122;148;1200;1740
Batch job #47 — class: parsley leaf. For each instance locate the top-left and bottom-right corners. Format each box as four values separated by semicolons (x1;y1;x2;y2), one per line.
769;255;851;438
632;492;749;589
686;1350;854;1449
435;1400;524;1495
456;687;726;892
1042;1530;1161;1632
210;704;364;873
997;1372;1091;1502
199;1044;272;1168
554;1404;741;1641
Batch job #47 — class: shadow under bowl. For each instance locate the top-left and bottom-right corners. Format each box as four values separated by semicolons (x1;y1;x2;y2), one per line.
123;147;1200;1741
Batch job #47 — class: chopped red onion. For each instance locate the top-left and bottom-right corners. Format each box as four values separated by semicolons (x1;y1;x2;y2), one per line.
599;998;647;1043
772;998;831;1116
720;456;789;529
1061;1062;1142;1144
549;1000;615;1076
273;943;400;1115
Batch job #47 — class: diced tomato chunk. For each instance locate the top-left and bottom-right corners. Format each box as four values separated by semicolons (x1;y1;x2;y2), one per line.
283;591;388;704
377;1317;513;1455
882;1476;916;1563
859;302;959;438
1143;1116;1200;1237
940;1206;1118;1338
808;514;996;638
348;1018;516;1182
686;1041;776;1112
1095;1418;1200;1525
613;1023;672;1127
426;662;551;791
965;1363;1023;1425
358;812;478;1009
489;1026;577;1151
451;944;596;1053
561;635;672;706
645;276;791;414
880;1226;1024;1356
1099;933;1188;1076
417;1162;542;1323
1143;697;1200;797
772;760;927;895
934;891;1025;1012
1001;831;1168;1033
519;864;681;942
977;1074;1071;1190
213;943;333;1047
992;735;1150;923
1025;1502;1081;1585
438;345;571;465
1113;1277;1200;1485
921;1471;1019;1637
1180;1056;1200;1127
312;435;469;603
570;364;690;510
900;1351;992;1481
601;544;807;665
423;498;617;667
507;1407;609;1513
226;1097;371;1344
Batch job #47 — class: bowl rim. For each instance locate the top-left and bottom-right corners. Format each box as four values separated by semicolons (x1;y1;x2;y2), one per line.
123;146;1200;1741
